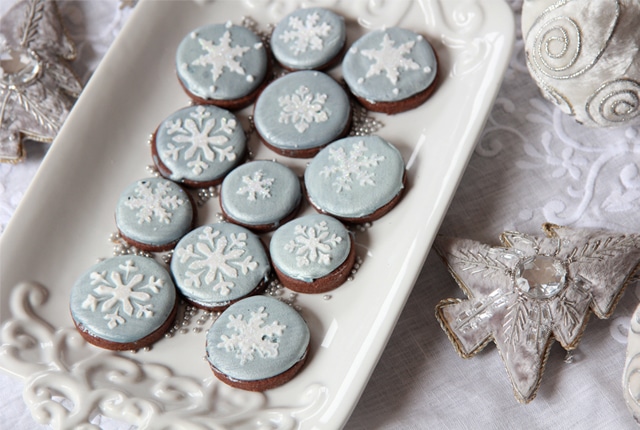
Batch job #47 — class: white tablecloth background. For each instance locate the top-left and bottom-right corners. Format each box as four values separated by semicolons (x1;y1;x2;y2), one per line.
2;1;639;428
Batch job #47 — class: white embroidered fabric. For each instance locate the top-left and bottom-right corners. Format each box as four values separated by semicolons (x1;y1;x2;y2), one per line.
1;0;639;429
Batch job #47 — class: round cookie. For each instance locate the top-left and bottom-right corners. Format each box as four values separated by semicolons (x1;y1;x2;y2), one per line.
219;160;302;232
253;70;351;158
171;223;271;311
304;135;406;223
176;21;269;109
342;27;438;114
270;214;356;293
270;7;346;71
115;177;195;252
206;295;310;391
152;105;246;188
70;255;177;351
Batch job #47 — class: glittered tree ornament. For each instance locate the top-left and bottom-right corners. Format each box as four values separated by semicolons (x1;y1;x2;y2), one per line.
0;0;82;163
522;0;640;128
435;223;640;403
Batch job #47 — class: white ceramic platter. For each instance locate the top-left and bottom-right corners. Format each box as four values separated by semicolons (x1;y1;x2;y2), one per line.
0;0;514;428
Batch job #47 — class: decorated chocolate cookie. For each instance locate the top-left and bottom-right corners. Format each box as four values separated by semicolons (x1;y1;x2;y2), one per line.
270;214;356;293
342;27;438;114
171;223;271;311
270;7;346;70
152;105;246;188
206;295;310;391
70;255;177;351
304;135;406;223
253;70;351;158
219;160;302;231
115;177;195;252
176;21;269;109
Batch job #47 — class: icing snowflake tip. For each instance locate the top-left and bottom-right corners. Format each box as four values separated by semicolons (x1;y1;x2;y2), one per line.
124;180;185;224
217;306;286;365
278;85;329;133
192;30;250;81
237;169;275;200
360;33;420;85
177;226;260;296
285;221;343;267
162;107;238;176
320;141;385;193
82;260;166;330
280;12;332;55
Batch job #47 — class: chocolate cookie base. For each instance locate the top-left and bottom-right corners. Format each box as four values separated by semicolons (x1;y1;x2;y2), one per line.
219;179;303;233
72;300;178;351
116;188;197;252
306;172;407;224
256;113;352;159
275;39;347;72
208;346;309;391
274;235;356;294
354;80;437;115
219;202;301;233
179;279;268;313
176;59;272;111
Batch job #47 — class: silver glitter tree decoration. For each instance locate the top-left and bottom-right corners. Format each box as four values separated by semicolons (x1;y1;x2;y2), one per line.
435;223;640;403
0;0;82;163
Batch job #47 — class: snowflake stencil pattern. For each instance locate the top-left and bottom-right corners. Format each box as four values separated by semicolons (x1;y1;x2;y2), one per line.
285;221;343;267
279;12;332;55
278;85;329;133
163;105;238;175
320;141;385;192
124;180;185;224
360;33;420;85
237;169;275;200
174;226;259;296
217;306;286;365
192;29;250;82
81;259;164;329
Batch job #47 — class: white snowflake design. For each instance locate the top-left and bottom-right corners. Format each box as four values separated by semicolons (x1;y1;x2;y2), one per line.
284;221;343;267
279;12;332;55
162;105;238;176
81;259;165;329
320;141;385;192
124;180;185;224
278;85;329;133
217;306;286;365
174;226;259;296
192;29;250;82
360;33;420;85
236;169;275;201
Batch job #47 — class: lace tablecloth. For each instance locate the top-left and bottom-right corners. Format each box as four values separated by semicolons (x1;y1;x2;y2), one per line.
2;0;639;429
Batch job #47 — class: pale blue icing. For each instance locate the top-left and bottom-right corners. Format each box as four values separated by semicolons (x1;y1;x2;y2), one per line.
220;160;301;227
154;105;246;185
271;8;346;70
171;223;271;309
304;135;405;219
206;295;310;382
253;71;350;153
342;27;437;102
70;255;177;344
270;214;351;282
115;177;193;247
176;22;268;101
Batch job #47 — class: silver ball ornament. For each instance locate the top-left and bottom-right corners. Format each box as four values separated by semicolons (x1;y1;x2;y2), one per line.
522;0;640;127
